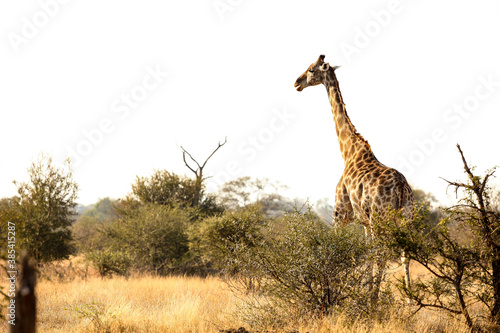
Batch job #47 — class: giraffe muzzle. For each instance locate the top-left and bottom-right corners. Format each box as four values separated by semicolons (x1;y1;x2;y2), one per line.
294;80;304;91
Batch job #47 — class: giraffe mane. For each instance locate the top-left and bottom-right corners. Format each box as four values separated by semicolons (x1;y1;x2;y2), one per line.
331;73;375;155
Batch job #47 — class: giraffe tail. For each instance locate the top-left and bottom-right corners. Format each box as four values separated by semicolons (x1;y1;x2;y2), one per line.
392;184;403;212
397;184;414;222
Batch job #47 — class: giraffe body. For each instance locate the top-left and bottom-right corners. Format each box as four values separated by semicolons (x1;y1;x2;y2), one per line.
295;55;414;293
336;152;414;231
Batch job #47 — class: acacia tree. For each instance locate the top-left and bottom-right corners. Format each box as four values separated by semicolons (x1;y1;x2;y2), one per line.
377;144;500;331
13;154;79;262
444;145;500;327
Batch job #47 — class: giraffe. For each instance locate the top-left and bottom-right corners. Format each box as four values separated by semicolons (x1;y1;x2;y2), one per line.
294;55;414;301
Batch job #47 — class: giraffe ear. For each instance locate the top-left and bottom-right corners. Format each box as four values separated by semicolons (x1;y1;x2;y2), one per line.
320;63;330;71
331;65;341;71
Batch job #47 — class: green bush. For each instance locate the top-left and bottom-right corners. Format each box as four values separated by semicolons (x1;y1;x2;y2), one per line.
218;206;378;323
198;204;266;271
86;249;131;278
106;203;191;274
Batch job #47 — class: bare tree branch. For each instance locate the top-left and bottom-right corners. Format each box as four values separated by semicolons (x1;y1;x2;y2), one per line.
457;144;473;179
180;137;227;179
181;150;199;175
178;138;227;206
201;137;227;170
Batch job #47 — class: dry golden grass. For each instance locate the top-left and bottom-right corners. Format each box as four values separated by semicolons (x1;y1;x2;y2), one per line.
0;258;473;332
2;274;246;333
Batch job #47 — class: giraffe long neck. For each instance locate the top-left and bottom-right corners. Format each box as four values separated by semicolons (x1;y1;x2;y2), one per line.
324;70;375;163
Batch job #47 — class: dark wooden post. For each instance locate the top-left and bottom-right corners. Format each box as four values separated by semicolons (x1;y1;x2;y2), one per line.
10;254;36;333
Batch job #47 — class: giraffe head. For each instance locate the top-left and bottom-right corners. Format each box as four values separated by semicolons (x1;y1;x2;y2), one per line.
294;55;340;91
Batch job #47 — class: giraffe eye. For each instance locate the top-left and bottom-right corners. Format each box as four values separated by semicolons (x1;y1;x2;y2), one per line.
308;69;314;73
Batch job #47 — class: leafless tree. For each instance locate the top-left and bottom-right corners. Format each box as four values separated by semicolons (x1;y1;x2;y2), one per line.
180;137;227;206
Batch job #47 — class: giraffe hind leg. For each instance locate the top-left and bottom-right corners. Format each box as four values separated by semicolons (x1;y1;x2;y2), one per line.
333;179;353;226
401;253;410;286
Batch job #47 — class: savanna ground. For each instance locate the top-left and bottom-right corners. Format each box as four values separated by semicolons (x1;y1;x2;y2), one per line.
1;257;475;333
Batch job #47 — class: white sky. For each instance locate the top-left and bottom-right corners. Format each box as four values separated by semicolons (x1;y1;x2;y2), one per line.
1;0;500;206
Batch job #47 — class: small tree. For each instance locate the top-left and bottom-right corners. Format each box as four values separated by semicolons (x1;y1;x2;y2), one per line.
199;204;266;271
377;144;500;331
444;145;500;328
107;203;191;274
9;154;78;262
378;208;478;326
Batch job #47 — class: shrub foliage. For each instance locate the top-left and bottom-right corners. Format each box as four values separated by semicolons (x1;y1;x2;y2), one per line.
212;206;378;318
377;145;500;331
